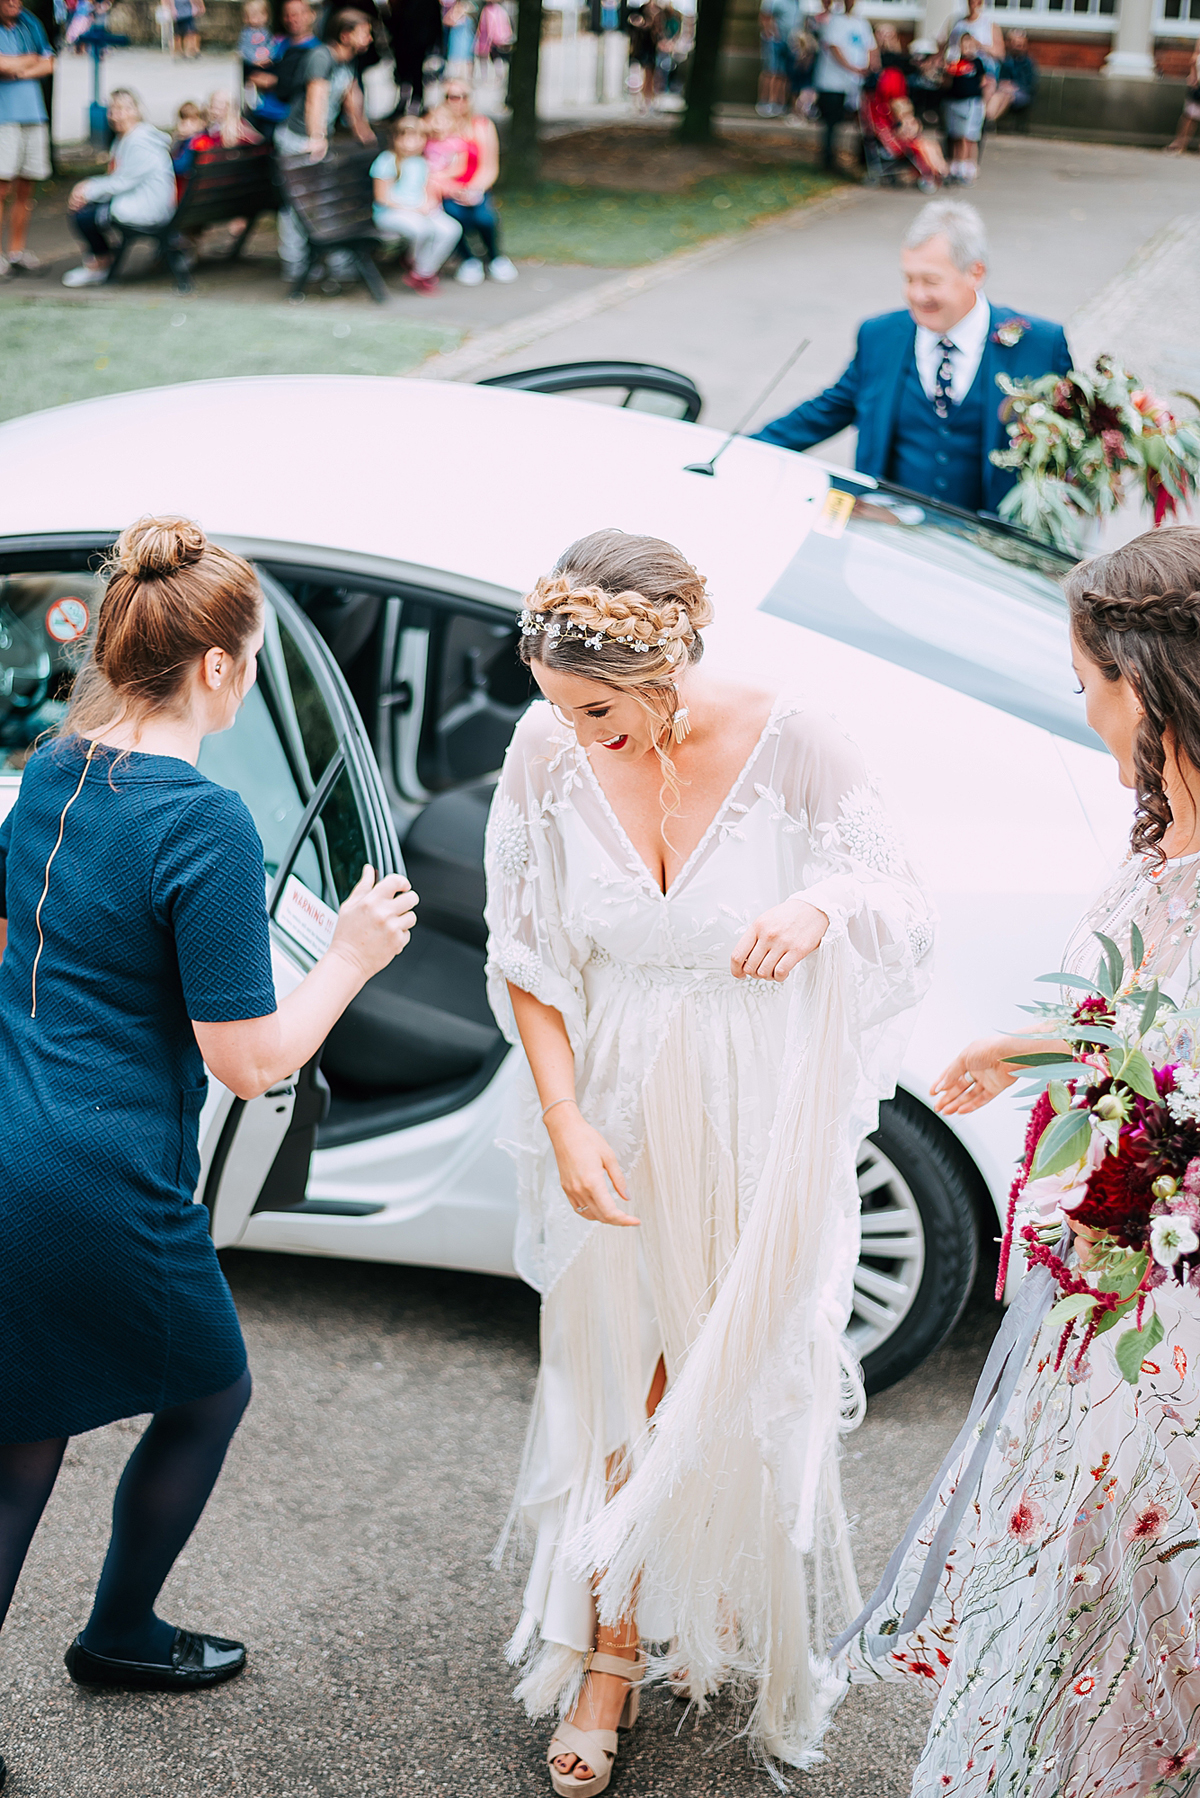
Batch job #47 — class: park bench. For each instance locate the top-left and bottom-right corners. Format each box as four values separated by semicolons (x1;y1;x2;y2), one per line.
276;145;387;304
105;142;279;295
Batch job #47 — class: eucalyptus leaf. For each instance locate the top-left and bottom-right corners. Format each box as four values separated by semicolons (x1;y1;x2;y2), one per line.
1060;1025;1121;1047
1048;1079;1071;1115
1114;1310;1164;1385
1007;1052;1081;1067
1139;982;1162;1036
1095;931;1125;994
1029;1107;1091;1179
1035;973;1103;994
1130;920;1145;971
1097;955;1115;1001
1115;1048;1159;1103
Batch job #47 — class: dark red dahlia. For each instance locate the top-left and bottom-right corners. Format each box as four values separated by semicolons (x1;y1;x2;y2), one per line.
1071;1129;1155;1246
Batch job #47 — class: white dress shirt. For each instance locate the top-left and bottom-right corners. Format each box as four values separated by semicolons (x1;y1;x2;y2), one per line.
914;294;991;406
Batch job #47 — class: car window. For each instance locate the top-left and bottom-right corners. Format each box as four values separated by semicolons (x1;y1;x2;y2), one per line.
196;606;325;897
0;569;106;773
760;490;1092;747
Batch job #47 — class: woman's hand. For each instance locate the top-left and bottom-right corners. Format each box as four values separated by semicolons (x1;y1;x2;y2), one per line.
1067;1218;1102;1270
545;1106;640;1228
67;183;88;212
731;896;829;982
931;1035;1026;1115
327;864;418;982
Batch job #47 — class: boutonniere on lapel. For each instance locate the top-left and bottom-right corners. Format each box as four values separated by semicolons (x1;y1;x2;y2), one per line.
991;317;1030;349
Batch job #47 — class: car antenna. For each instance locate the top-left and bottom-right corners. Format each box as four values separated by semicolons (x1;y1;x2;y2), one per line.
684;337;811;477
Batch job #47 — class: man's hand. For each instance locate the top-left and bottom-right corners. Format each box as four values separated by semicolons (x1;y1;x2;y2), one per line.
731;896;829;982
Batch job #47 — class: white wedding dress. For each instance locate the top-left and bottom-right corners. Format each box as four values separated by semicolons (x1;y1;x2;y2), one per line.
483;695;933;1767
839;850;1200;1796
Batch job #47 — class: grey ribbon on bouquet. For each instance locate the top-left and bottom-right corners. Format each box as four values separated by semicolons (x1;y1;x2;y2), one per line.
830;1260;1058;1658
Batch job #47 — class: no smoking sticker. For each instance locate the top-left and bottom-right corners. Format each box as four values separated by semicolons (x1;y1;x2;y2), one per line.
45;597;90;644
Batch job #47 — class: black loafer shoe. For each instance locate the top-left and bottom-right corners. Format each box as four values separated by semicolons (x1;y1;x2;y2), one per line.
64;1629;246;1692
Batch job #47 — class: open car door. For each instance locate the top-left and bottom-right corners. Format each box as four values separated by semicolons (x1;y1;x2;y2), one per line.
0;540;400;1247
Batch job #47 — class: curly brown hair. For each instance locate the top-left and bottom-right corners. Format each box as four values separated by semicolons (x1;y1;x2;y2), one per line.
1065;525;1200;869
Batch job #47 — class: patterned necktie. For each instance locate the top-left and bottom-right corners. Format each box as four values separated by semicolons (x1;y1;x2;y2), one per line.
933;336;956;419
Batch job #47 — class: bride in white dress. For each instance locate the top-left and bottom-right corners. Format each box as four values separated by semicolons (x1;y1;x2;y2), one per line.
837;526;1200;1797
482;528;933;1790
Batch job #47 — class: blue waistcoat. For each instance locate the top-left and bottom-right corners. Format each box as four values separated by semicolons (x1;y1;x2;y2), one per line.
886;352;987;513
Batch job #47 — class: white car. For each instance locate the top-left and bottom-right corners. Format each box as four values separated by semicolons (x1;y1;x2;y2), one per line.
0;373;1131;1393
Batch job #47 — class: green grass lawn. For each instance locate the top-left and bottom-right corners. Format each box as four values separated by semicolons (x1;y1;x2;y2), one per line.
497;166;841;266
0;297;460;425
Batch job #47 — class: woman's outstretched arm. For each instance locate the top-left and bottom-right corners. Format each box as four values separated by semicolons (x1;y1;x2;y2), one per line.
193;866;417;1101
508;982;639;1228
931;1030;1072;1116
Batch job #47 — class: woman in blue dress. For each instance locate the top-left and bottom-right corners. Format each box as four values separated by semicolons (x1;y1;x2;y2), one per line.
0;517;417;1789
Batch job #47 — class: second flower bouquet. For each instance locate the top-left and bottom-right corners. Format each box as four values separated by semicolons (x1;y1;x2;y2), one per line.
1001;930;1200;1383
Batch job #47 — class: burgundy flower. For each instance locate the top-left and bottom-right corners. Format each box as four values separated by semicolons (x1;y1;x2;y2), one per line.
1158;1745;1198;1776
1071;1130;1156;1244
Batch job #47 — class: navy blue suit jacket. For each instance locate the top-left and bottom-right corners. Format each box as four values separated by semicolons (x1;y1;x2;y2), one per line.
752;305;1071;516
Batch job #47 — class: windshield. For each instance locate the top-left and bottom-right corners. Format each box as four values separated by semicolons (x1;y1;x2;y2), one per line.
761;487;1093;749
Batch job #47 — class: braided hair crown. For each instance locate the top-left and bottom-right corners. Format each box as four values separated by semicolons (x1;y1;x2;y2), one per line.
518;528;713;676
1066;527;1200;868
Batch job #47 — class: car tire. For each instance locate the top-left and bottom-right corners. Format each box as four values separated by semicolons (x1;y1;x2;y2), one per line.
854;1090;982;1397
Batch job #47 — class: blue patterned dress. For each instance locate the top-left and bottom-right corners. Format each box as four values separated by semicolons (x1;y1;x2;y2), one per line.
0;738;277;1443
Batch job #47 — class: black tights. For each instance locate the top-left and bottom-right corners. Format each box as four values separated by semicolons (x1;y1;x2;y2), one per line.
0;1369;251;1662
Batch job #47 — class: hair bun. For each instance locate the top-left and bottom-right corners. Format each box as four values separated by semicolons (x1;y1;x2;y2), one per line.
116;515;207;579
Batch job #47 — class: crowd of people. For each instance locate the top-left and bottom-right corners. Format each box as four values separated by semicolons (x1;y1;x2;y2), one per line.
759;0;1040;188
35;0;519;293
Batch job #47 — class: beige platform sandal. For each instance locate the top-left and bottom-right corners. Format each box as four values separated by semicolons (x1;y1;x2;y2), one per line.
546;1649;646;1797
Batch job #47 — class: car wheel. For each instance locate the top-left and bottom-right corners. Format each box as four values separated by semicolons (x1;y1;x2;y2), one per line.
851;1090;981;1397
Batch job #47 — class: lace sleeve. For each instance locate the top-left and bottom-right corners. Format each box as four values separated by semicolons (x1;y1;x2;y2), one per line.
483;704;587;1052
781;710;935;1035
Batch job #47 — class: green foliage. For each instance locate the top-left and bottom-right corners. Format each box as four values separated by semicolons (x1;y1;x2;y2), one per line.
496;167;840;266
0;297;457;425
1115;1310;1164;1384
991;354;1200;553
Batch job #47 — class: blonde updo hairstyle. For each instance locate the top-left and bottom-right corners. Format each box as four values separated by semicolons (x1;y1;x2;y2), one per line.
64;515;263;740
518;528;714;838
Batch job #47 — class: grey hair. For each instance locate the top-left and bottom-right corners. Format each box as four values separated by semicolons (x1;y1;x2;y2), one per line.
902;200;989;272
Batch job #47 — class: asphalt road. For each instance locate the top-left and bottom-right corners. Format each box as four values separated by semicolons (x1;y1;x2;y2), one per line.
0;1247;1004;1797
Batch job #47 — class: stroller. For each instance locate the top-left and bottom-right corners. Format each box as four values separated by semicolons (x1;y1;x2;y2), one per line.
859;66;942;191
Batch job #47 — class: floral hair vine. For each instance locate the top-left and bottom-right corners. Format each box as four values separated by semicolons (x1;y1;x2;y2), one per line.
518;609;688;662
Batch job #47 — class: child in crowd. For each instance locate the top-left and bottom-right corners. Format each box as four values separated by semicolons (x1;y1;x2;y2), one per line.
943;31;990;184
473;0;512;73
170;99;207;198
238;0;276;78
370;114;462;294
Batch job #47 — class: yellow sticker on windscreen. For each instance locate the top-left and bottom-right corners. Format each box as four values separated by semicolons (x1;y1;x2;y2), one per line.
812;488;855;538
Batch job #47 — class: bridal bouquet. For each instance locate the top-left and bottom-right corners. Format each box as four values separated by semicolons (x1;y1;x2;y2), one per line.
989;355;1200;554
1000;932;1200;1383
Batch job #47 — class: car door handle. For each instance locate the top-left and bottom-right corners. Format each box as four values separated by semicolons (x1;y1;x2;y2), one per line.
379;682;413;714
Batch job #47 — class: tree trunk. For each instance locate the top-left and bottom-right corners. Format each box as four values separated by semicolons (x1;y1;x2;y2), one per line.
679;0;729;144
504;0;543;187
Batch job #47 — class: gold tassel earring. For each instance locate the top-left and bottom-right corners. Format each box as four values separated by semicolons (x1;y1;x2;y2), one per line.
670;703;691;745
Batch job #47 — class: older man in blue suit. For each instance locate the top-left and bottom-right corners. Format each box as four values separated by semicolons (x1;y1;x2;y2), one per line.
753;199;1071;517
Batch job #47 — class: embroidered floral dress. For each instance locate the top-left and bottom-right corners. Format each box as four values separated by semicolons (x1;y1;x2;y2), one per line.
483;696;933;1766
839;849;1200;1798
